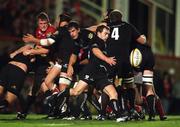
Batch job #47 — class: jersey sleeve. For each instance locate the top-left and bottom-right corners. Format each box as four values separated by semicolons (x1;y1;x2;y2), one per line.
35;28;41;39
73;44;80;56
130;23;141;40
46;26;56;37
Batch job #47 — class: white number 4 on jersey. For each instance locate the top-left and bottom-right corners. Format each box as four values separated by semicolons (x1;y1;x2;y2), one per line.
111;28;119;40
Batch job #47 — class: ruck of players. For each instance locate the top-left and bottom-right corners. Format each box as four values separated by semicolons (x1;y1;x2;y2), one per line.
0;9;167;122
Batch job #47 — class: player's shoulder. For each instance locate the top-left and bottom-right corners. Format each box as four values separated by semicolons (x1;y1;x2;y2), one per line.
81;28;95;40
47;25;56;31
81;28;94;34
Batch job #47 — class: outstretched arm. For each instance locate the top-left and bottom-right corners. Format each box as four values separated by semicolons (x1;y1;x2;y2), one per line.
23;33;55;46
92;47;116;66
10;45;33;58
23;45;49;56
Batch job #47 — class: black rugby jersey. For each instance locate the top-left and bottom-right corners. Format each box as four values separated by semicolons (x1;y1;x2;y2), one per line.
132;43;155;72
90;37;111;72
107;21;141;62
73;29;96;60
51;26;75;64
12;53;31;69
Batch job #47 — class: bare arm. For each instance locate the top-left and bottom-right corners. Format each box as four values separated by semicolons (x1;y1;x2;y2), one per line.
23;34;55;46
23;34;40;45
92;48;116;66
69;54;78;66
23;46;49;56
86;22;107;32
10;45;32;58
67;54;78;76
136;35;147;45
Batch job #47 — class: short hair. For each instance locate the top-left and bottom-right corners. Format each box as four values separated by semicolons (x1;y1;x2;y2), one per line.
96;25;110;34
59;13;72;22
37;12;49;22
68;21;80;30
106;9;114;17
109;10;123;23
102;9;114;23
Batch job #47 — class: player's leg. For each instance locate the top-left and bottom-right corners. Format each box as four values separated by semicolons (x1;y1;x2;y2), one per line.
143;70;156;121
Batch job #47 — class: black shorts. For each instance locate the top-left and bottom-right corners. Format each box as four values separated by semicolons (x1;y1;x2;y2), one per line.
32;64;49;95
109;59;133;79
140;48;155;71
0;64;26;96
79;64;113;90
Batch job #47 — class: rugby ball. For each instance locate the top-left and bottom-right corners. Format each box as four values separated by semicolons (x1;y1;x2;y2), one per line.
130;48;142;67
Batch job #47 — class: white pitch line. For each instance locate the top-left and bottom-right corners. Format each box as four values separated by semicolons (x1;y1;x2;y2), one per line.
42;123;73;126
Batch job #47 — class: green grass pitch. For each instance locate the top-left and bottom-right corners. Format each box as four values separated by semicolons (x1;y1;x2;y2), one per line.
0;114;180;127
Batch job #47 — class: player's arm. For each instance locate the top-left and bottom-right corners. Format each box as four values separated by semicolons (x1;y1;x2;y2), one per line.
23;33;55;46
23;46;49;56
67;54;78;76
86;22;107;33
130;23;147;45
10;45;33;58
136;34;147;45
92;47;116;66
23;33;40;44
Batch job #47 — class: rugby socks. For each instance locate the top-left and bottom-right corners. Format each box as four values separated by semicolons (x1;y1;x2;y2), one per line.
22;95;36;114
109;99;120;118
127;88;136;109
146;95;156;117
57;88;70;98
101;92;109;116
75;92;89;117
155;98;166;118
89;94;101;114
53;88;70;116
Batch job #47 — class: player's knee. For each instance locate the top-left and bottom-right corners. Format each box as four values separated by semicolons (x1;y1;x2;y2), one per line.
109;91;118;100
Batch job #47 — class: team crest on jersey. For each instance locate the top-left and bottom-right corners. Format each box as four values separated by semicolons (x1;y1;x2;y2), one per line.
84;75;90;80
88;33;93;39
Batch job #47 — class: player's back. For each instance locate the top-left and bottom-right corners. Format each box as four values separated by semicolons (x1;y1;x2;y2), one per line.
107;22;136;61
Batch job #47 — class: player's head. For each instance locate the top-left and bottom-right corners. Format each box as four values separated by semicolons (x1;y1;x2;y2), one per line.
68;21;80;39
109;9;123;23
102;9;114;24
59;13;72;23
96;25;110;42
37;12;50;32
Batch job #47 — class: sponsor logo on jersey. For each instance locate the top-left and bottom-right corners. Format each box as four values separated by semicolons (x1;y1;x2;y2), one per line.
88;33;93;39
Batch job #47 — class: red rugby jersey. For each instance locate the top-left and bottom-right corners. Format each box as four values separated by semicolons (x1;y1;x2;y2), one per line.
35;25;56;39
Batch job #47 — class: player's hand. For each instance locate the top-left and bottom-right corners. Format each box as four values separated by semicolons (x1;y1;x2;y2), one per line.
105;56;116;66
23;34;35;43
9;52;17;58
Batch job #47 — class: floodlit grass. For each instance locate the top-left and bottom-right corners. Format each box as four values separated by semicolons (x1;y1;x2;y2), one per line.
0;114;180;127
